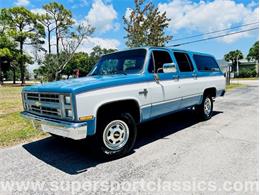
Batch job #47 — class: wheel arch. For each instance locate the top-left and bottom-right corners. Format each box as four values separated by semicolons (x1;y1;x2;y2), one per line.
203;87;217;98
94;98;141;134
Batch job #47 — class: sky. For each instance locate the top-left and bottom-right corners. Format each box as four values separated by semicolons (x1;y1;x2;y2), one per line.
0;0;259;61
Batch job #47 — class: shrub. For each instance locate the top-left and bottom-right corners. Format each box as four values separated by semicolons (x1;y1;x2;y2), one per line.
236;69;257;78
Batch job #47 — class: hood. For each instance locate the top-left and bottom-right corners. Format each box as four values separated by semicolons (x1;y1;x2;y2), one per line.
23;74;151;94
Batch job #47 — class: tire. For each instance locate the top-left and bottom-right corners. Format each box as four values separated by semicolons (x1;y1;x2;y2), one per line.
196;94;213;120
94;112;137;160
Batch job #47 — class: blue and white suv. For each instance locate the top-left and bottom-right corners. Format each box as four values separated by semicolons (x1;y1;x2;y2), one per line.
21;47;225;159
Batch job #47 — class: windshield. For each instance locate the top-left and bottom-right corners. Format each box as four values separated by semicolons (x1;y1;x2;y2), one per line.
90;49;147;76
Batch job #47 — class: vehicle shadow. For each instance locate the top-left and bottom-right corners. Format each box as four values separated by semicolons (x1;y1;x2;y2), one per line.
23;109;223;175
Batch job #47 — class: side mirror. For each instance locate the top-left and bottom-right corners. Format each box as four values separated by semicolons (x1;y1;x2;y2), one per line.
162;63;177;73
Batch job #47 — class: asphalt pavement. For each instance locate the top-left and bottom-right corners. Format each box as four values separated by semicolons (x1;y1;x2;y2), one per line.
0;81;258;195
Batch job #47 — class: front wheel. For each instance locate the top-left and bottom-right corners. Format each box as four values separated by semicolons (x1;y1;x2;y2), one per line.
196;95;213;120
95;112;137;160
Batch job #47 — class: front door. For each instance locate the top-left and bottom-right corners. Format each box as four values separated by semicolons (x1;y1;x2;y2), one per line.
146;49;181;118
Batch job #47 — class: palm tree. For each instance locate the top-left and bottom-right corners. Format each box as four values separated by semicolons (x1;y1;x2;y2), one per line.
224;50;243;76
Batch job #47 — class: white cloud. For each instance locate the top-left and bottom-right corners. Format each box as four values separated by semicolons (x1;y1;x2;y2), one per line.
158;0;259;43
124;8;133;22
77;37;120;53
31;8;46;15
84;0;118;33
15;0;30;6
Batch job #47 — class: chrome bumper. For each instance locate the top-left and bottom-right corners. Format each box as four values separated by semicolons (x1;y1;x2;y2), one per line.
21;111;87;140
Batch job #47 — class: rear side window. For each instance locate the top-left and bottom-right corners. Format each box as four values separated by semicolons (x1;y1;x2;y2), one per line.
193;55;220;72
174;52;194;72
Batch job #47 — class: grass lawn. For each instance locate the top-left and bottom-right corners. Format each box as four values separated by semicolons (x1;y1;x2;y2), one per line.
231;77;259;80
0;85;46;148
226;83;246;91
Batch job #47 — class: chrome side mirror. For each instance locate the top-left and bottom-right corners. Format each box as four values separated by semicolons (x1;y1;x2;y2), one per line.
162;63;177;73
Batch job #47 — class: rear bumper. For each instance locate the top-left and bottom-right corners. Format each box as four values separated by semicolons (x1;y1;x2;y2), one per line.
21;111;88;140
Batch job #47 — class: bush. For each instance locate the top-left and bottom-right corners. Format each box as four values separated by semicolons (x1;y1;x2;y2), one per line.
236;69;257;78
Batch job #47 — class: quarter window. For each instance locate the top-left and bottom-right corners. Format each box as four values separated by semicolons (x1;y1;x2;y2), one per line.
174;52;194;72
193;55;220;72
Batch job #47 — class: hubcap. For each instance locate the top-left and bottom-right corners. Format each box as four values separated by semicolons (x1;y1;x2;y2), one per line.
204;97;212;116
103;120;129;151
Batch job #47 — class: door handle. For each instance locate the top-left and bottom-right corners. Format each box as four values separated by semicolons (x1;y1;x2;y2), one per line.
139;89;148;96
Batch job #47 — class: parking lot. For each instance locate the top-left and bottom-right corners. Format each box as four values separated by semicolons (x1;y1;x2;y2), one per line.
0;81;258;194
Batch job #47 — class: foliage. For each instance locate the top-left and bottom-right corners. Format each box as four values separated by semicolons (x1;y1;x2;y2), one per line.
55;24;95;79
123;0;172;47
0;7;45;84
0;33;18;84
36;46;117;81
236;69;257;78
247;41;259;62
224;50;243;73
42;2;75;55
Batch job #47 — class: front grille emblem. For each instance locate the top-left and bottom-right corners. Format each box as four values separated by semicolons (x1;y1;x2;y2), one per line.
35;101;41;107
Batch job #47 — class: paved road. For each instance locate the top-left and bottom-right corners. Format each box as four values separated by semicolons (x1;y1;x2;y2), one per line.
0;83;258;194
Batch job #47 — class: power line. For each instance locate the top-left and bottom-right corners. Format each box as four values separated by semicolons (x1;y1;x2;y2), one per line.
168;27;259;47
170;22;259;42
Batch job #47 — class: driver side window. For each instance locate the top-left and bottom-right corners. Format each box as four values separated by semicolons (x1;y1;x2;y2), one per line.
148;50;173;73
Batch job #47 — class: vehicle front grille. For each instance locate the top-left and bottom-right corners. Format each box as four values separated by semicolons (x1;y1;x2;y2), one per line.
22;92;73;120
26;93;60;103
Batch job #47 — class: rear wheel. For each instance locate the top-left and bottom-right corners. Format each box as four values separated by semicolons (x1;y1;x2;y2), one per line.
196;94;213;120
95;112;137;160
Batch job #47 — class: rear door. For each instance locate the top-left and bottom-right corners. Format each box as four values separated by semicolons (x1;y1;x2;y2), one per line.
173;51;201;108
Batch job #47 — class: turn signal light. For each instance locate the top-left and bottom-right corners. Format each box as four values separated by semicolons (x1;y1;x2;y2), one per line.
79;115;94;121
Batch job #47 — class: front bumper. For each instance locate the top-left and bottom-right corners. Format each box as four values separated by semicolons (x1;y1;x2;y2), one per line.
21;111;87;140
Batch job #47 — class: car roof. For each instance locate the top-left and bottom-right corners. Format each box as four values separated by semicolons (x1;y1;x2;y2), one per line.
104;46;215;58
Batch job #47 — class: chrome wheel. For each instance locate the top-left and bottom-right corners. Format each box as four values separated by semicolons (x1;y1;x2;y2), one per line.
103;120;129;151
204;97;212;116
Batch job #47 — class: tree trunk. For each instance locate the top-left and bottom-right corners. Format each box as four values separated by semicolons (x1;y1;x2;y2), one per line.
19;41;25;85
56;28;59;56
48;27;51;54
12;67;16;84
0;61;3;85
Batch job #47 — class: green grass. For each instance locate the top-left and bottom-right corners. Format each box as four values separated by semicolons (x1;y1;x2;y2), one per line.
231;77;259;80
226;83;246;91
0;86;46;148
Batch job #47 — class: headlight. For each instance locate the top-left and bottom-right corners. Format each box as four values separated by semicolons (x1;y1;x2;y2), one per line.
65;109;73;118
64;96;71;105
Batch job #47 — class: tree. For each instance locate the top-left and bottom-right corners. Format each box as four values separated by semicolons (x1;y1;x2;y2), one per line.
90;46;117;62
247;41;259;76
247;41;259;62
36;46;116;81
42;2;74;55
0;35;18;84
3;7;45;84
224;50;243;73
37;12;54;54
123;0;172;47
0;9;18;84
63;47;117;78
55;24;94;79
